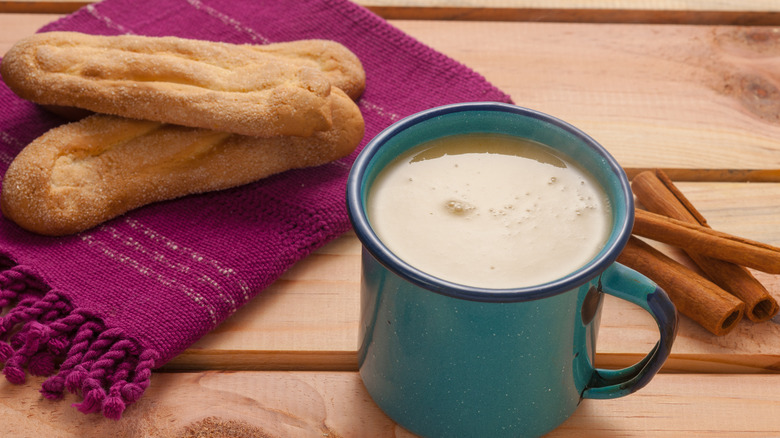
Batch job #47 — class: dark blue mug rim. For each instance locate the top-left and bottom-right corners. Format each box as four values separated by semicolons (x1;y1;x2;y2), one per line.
346;102;634;303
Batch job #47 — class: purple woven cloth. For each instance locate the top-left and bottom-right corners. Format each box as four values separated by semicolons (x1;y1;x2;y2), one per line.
0;0;511;419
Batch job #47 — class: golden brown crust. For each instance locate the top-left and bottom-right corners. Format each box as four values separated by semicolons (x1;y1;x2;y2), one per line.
253;39;365;100
0;88;364;236
0;32;365;137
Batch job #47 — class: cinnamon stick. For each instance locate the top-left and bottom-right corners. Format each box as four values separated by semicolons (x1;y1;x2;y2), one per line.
632;170;779;321
617;236;744;336
632;209;780;274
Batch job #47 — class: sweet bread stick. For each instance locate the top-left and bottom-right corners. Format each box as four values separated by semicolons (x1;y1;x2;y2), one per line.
0;31;365;137
253;39;365;100
1;88;364;236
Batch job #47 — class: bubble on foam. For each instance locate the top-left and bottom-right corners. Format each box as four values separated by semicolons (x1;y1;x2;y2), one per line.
445;199;475;215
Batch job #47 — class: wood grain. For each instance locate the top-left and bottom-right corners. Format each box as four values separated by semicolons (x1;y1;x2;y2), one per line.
392;20;780;173
0;372;778;437
0;13;53;53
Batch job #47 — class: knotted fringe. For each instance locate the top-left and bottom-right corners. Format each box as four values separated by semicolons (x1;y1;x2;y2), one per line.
0;264;159;419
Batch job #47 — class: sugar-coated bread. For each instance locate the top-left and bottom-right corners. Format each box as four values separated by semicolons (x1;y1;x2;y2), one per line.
252;39;365;100
0;31;365;137
1;88;364;236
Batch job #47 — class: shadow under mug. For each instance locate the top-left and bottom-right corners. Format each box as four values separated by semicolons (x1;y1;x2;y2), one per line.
346;102;678;438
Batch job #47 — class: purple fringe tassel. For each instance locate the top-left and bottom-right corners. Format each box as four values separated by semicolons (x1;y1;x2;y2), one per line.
0;264;158;419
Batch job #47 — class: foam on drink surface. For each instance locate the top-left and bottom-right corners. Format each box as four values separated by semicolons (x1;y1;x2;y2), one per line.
367;133;612;289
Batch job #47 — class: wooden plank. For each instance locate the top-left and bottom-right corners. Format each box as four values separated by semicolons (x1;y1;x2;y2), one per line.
162;183;780;374
372;7;780;26
555;373;780;437
0;1;83;14
1;372;779;437
624;168;780;183
165;231;362;371
597;182;780;373
0;13;54;53
5;0;780;12
5;17;780;176
3;0;780;24
391;20;780;173
365;0;780;11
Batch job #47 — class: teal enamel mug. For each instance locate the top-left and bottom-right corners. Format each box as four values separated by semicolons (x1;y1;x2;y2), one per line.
346;102;678;438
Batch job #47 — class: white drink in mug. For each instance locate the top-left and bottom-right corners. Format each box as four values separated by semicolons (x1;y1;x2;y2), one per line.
367;132;613;289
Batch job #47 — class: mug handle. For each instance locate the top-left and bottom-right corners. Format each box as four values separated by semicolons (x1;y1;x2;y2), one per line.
582;262;678;399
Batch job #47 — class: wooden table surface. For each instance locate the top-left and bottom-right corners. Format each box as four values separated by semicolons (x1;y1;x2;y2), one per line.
2;1;780;437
